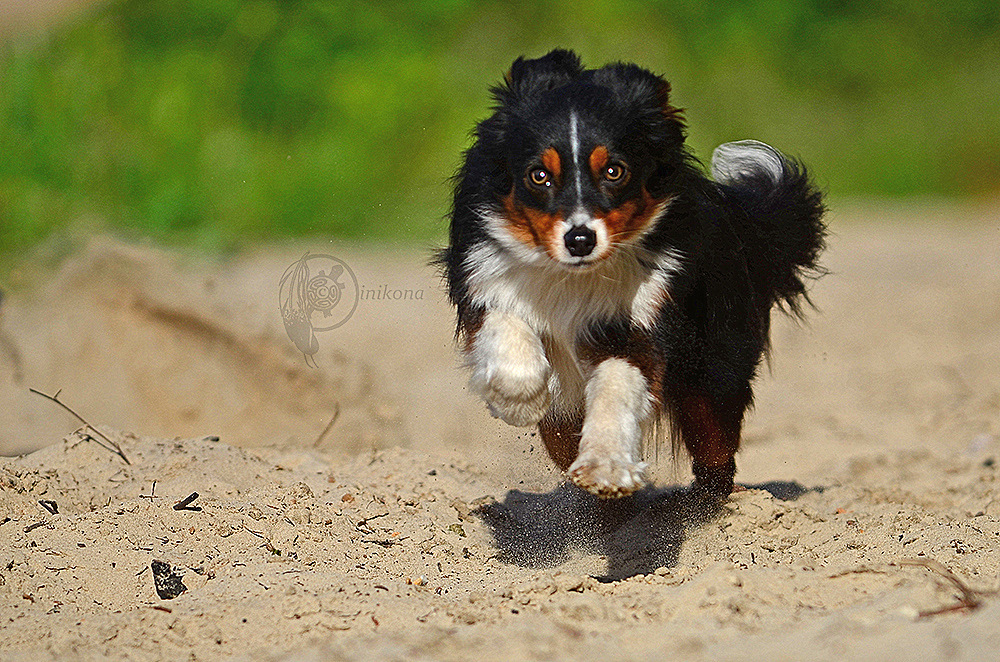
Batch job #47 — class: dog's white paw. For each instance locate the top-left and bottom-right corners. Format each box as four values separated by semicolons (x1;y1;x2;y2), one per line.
468;311;551;427
568;453;648;498
472;359;551;427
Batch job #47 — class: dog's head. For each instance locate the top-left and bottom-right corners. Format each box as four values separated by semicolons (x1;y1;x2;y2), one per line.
472;50;688;269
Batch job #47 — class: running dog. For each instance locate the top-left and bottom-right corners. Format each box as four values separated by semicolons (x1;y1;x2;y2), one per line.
440;49;826;499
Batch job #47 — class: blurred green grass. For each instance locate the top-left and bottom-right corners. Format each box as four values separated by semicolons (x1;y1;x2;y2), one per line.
2;0;999;263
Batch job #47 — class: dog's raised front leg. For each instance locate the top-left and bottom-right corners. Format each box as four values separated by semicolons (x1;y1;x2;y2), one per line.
467;309;551;427
568;357;652;498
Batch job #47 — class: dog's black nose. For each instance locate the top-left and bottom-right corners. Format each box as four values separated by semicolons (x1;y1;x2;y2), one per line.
564;226;597;257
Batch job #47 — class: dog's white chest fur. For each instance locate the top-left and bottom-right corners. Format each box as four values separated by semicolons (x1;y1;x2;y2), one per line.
463;240;680;412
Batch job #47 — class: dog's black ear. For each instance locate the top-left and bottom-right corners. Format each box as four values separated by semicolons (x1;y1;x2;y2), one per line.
594;63;684;128
495;49;583;103
595;62;686;159
593;63;688;195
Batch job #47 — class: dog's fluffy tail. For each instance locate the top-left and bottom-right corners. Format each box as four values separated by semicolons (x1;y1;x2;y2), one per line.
712;140;827;316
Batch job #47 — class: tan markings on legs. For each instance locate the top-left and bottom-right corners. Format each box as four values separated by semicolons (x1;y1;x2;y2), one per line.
677;395;741;496
539;413;582;471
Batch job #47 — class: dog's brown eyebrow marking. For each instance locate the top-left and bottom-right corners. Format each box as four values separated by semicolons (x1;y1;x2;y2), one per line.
541;147;562;180
589;145;609;179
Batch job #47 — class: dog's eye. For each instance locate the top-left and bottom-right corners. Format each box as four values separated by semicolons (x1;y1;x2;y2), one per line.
527;168;552;188
604;163;628;183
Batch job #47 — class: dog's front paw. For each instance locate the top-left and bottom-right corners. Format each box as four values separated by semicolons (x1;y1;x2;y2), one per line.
473;359;551;427
568;454;648;498
468;311;551;427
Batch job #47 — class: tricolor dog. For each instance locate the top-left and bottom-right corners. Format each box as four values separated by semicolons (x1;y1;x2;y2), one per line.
440;50;826;499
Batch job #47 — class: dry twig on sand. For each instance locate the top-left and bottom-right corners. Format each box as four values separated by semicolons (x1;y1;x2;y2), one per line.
313;403;340;447
898;558;997;618
831;558;997;619
173;492;201;511
29;388;131;465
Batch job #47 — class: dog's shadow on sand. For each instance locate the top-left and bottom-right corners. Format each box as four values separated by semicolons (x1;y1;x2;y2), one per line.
477;480;819;581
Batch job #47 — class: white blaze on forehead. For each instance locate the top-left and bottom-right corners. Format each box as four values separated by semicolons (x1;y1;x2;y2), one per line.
569;110;582;201
566;110;593;257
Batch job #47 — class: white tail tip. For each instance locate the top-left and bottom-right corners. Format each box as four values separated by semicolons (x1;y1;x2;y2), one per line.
711;140;785;185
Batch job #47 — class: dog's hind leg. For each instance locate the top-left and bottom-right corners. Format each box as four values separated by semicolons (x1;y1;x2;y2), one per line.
538;413;582;471
674;390;750;498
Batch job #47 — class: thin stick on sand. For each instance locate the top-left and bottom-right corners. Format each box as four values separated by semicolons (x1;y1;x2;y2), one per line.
29;388;131;465
899;558;997;617
313;403;341;447
173;492;201;511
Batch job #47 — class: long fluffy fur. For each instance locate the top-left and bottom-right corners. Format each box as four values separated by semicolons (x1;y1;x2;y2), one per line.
439;49;826;499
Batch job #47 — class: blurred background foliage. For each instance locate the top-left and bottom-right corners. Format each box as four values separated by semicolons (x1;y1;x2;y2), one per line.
2;0;999;260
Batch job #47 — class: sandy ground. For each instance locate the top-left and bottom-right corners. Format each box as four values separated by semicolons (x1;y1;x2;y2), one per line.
2;207;1000;661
